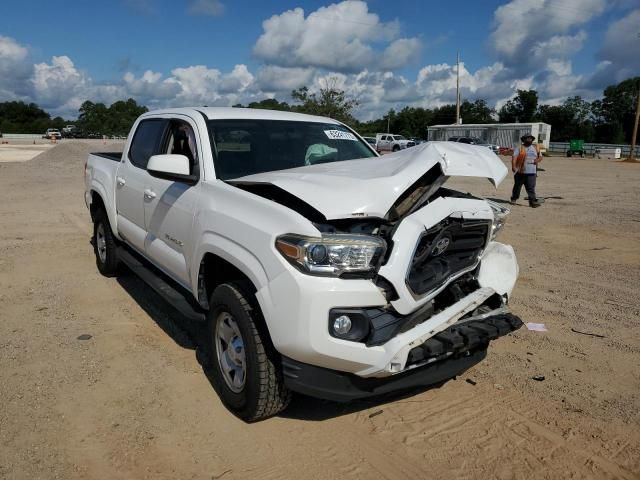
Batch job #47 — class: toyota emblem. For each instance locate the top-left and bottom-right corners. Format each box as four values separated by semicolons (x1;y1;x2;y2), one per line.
432;237;450;256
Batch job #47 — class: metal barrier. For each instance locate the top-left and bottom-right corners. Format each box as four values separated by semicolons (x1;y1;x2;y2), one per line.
548;142;631;156
1;133;43;140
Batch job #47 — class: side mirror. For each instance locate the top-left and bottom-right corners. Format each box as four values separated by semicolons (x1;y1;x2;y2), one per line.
147;154;197;184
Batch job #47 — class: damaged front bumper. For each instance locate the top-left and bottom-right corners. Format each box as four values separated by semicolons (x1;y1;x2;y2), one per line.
282;310;522;402
259;241;520;378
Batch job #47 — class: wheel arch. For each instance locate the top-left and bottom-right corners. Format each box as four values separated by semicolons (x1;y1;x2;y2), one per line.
89;187;118;237
196;249;276;350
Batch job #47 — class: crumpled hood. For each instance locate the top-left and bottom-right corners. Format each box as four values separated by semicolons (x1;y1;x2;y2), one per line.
232;141;508;220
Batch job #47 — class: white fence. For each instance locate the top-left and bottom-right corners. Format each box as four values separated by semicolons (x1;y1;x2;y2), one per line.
548;142;632;156
1;133;43;140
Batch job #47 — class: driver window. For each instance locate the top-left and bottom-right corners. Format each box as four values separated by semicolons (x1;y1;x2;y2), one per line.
164;120;199;175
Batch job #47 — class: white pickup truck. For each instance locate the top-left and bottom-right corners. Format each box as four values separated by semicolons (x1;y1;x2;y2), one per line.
85;107;522;421
375;133;415;152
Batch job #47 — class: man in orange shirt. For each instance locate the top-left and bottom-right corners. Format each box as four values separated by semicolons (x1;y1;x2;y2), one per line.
510;134;542;208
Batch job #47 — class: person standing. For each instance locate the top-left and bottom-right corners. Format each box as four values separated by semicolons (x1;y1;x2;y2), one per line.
511;134;542;208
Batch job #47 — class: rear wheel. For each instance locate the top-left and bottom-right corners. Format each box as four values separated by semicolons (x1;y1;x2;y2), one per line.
205;282;290;421
93;210;120;277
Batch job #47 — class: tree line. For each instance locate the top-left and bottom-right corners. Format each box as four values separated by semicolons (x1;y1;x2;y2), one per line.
1;76;637;144
237;76;639;144
0;99;148;137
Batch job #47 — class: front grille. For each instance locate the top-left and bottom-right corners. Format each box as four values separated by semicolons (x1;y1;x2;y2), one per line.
406;218;490;296
407;142;416;147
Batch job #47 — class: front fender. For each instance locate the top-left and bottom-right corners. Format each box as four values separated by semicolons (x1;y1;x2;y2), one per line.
192;232;271;297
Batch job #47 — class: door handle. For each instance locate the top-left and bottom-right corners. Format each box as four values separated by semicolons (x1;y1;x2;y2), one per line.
116;176;126;186
144;189;156;200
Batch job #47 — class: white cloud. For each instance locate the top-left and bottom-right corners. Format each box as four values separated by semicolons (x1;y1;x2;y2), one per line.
122;70;181;105
219;64;254;94
253;1;419;72
31;56;91;112
255;66;315;93
1;2;635;121
491;0;606;71
531;31;587;64
598;9;640;81
0;35;33;100
188;0;224;16
381;38;422;70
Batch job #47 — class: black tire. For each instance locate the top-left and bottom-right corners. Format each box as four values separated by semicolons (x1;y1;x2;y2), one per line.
205;282;290;421
392;145;400;152
93;209;120;277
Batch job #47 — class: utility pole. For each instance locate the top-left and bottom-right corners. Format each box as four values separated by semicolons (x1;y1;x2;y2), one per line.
455;51;461;125
628;85;640;161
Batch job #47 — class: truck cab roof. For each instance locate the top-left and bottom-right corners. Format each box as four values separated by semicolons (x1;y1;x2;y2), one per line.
142;107;344;125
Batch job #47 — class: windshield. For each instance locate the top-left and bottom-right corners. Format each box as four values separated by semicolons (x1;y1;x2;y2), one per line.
392;135;406;140
207;119;376;179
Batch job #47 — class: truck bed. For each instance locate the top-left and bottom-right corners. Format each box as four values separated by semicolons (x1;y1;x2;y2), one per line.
91;152;122;162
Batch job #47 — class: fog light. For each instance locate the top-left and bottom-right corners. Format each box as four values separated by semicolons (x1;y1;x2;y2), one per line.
333;315;352;335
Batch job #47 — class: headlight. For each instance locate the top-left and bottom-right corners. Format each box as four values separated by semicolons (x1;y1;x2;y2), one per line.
486;200;510;240
276;233;386;277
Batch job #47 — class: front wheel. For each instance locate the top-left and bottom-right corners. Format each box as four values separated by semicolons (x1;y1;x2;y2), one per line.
205;282;290;421
392;145;400;152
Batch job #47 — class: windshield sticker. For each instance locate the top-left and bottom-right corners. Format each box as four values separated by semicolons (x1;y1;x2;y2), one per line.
324;130;358;141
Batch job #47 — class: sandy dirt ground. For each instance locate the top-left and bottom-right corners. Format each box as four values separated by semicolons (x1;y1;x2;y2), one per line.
0;141;639;479
0;143;53;163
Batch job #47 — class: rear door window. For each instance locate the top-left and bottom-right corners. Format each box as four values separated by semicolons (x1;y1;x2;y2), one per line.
128;119;168;169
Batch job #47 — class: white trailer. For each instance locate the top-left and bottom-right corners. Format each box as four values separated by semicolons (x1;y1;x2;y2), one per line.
427;123;552;150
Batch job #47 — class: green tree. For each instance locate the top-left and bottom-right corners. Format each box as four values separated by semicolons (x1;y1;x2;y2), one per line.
460;99;496;124
291;78;359;125
498;89;539;122
77;98;147;136
0;101;52;133
246;98;292;111
431;104;457;125
596;77;640;143
537;96;595;142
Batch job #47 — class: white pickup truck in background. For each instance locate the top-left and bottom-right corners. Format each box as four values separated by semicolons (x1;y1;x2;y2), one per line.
375;133;415;152
85;107;522;421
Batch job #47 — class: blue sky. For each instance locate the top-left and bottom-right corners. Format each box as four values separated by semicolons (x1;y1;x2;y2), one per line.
0;0;638;119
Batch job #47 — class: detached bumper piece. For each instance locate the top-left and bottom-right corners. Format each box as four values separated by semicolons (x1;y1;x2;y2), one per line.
282;350;487;403
281;313;522;403
406;313;523;368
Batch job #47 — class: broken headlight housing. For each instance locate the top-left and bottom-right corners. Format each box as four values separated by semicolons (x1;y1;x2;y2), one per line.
276;234;386;277
486;200;510;240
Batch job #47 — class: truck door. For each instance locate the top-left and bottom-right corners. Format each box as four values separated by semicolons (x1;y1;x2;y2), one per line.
378;135;386;151
116;118;168;252
143;117;201;286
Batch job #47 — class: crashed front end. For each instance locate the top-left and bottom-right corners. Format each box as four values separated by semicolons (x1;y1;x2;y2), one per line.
235;142;523;401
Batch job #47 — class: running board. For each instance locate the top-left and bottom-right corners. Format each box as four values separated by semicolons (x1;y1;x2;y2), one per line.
117;247;206;322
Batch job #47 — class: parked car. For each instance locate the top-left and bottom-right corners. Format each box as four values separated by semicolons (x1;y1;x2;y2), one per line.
375;133;415;152
85;107;522;421
43;128;62;140
62;125;84;138
479;143;500;154
362;136;377;148
448;136;499;154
